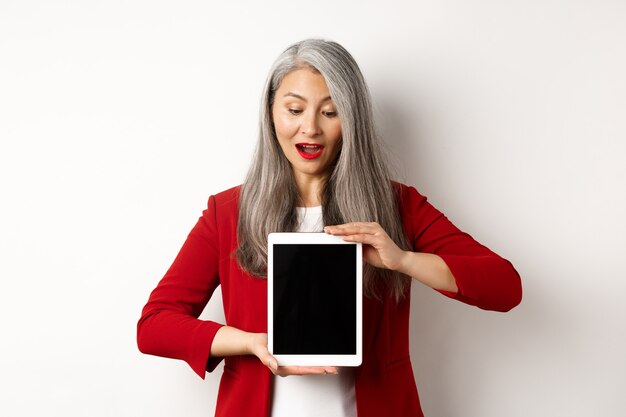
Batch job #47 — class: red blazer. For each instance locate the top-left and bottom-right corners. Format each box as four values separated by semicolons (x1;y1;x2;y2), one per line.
137;182;522;417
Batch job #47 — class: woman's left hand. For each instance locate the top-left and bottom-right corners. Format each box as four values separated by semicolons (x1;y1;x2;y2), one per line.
324;222;407;271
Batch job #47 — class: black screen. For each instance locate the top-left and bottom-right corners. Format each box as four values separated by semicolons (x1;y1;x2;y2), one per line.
273;244;357;354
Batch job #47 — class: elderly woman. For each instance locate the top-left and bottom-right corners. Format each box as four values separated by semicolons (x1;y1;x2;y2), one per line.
137;38;522;417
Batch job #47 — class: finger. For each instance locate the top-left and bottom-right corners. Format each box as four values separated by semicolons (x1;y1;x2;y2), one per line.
341;233;382;246
275;366;339;377
258;352;279;373
325;223;381;236
268;357;279;372
275;366;324;377
327;222;378;233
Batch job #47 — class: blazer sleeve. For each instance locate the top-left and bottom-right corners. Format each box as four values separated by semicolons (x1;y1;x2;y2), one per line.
136;195;225;379
404;185;522;312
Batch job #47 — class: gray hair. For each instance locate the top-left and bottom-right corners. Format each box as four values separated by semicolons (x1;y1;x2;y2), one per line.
235;38;411;301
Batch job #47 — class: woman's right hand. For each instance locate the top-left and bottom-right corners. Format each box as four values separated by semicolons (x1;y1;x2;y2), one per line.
249;333;338;377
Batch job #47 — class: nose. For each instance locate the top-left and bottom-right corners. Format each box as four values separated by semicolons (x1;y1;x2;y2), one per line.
301;111;322;137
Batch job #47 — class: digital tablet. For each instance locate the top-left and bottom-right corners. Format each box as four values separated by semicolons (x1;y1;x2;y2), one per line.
268;232;362;366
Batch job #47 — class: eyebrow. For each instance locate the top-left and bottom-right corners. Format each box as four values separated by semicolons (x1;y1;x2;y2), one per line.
283;92;332;102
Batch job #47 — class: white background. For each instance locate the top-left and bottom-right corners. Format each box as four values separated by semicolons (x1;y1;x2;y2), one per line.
1;1;625;416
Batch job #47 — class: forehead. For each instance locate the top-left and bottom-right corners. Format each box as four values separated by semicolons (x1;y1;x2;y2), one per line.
276;68;331;98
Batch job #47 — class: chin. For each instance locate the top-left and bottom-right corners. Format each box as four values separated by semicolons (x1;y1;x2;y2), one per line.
293;165;326;177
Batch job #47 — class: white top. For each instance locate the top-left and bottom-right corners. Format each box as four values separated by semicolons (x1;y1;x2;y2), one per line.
270;205;357;417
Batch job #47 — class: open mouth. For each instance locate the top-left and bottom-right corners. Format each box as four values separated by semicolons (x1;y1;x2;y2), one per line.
296;143;324;159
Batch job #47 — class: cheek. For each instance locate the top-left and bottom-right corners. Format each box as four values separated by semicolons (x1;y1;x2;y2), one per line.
328;122;342;145
273;113;297;140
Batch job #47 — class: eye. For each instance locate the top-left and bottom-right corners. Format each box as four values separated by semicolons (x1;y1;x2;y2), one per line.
288;108;302;115
323;111;338;118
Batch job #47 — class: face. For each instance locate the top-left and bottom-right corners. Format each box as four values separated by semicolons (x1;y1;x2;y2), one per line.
271;68;342;182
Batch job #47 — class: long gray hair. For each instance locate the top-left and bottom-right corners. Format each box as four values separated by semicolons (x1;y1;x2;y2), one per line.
235;38;411;301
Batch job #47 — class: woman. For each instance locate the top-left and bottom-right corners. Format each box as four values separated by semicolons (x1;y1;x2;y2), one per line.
137;38;522;417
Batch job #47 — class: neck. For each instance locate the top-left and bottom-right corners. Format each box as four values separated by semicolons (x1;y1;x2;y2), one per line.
293;172;326;207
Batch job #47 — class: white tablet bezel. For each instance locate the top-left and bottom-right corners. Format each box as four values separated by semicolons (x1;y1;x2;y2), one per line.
267;232;362;366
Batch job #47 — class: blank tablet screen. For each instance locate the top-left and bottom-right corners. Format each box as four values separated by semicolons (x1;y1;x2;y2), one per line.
272;244;356;354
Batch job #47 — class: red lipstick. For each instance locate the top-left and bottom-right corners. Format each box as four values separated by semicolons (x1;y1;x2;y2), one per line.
295;142;324;160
